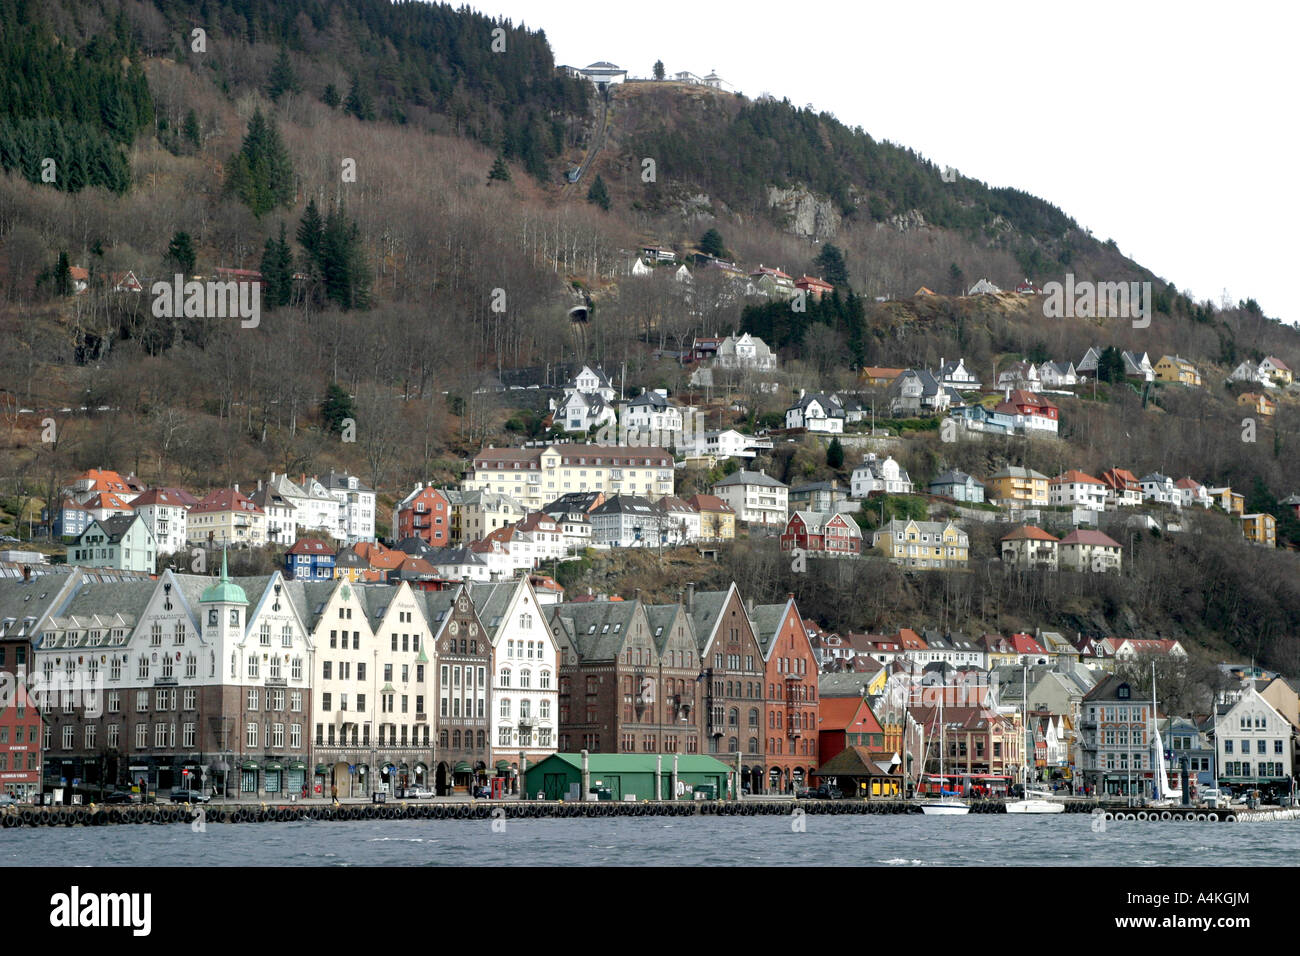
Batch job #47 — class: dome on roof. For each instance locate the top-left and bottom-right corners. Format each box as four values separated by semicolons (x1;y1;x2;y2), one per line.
201;550;248;605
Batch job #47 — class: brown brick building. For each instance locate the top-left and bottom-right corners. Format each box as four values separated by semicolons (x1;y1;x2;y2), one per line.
751;596;819;794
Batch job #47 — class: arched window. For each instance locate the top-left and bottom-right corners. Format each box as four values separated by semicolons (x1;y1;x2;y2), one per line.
728;707;738;727
748;737;758;754
440;730;449;748
476;730;486;749
749;708;759;728
452;730;461;749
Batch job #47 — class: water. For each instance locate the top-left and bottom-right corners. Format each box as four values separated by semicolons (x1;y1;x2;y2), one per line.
2;814;1293;866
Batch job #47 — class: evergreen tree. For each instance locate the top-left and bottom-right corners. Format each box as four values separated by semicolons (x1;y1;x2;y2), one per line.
322;84;341;108
813;243;849;287
344;75;375;121
1097;346;1126;384
320;383;355;435
226;108;296;216
826;436;845;470
699;228;728;259
297;199;324;268
182;110;201;150
166;231;196;275
487;154;511;184
259;222;294;308
54;251;71;296
266;46;300;102
653;60;665;81
586;174;610;211
948;262;964;295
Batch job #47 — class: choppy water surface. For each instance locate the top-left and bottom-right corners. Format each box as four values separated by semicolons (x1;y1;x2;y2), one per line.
2;814;1294;866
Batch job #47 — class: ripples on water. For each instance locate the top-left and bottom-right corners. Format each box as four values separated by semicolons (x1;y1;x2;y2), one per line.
2;816;1294;866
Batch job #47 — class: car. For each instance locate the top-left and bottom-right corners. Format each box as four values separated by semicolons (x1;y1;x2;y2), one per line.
0;794;19;807
168;787;210;804
101;791;138;805
472;785;491;799
402;785;434;800
812;785;843;800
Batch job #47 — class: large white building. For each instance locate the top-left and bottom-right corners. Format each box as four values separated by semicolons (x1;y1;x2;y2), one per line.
325;472;377;543
464;444;673;512
850;453;912;497
130;489;189;558
710;469;788;526
469;579;559;771
67;514;157;573
1216;688;1293;793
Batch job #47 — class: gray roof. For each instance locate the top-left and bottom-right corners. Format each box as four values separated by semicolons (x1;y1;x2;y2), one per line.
548;599;642;661
324;471;375;494
713;470;787;490
930;469;983;488
83;513;145;544
687;589;731;653
591;495;657;517
643;603;687;656
818;672;876;698
749;602;792;656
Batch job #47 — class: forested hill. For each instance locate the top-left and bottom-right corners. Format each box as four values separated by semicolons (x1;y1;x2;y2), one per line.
2;0;589;182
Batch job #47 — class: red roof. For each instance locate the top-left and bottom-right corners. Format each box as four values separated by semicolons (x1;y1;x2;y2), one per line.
131;488;187;507
1100;468;1140;491
1058;529;1122;548
1001;525;1059;542
83;492;134;511
818;697;884;735
794;275;833;291
1051;470;1103;485
897;627;927;650
686;493;734;514
288;537;334;555
191;488;264;515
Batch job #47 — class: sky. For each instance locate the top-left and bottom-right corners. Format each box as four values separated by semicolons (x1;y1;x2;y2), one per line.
479;0;1298;325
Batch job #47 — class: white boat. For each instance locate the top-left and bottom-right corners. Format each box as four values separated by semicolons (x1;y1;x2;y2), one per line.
1005;667;1065;813
1150;670;1183;804
919;693;969;815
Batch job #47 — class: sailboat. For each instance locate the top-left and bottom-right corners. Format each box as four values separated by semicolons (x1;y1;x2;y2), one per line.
920;689;969;815
1149;665;1183;805
1006;665;1064;814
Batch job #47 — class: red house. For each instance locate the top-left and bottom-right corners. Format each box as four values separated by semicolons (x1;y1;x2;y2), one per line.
751;596;820;794
794;275;834;301
780;510;862;557
394;484;451;548
995;388;1058;424
817;696;885;767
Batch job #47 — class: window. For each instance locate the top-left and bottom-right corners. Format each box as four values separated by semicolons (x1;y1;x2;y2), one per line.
322;693;332;712
323;661;332;680
500;698;511;718
246;723;259;748
136;691;149;713
290;724;301;749
248;656;259;679
292;657;302;680
1225;740;1234;754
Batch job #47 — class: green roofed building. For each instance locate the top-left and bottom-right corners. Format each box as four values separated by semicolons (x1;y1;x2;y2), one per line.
525;752;735;802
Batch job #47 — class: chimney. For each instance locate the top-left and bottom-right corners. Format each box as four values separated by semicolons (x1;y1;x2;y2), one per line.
257;479;263;492
233;483;239;494
745;596;754;613
271;472;276;483
685;582;695;611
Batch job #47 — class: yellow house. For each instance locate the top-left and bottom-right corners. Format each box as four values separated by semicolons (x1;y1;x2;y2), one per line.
859;367;905;388
1154;355;1202;386
987;467;1050;507
687;494;735;541
1260;356;1293;386
1237;392;1276;416
871;518;969;569
1241;512;1277;547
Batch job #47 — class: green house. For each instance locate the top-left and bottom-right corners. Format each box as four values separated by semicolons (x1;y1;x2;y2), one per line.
524;753;735;801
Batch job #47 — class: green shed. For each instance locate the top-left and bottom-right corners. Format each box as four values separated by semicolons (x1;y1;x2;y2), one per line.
524;753;734;802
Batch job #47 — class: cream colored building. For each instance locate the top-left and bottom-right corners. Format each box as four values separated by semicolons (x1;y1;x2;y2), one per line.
186;487;268;548
872;519;969;569
463;444;674;512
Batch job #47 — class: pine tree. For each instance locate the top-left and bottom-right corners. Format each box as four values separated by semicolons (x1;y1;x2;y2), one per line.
344;75;374;121
320;383;355;435
266;46;300;102
182;110;201;150
586;174;610;211
260;222;294;309
297;199;324;268
653;60;665;81
487;154;511;184
699;228;727;259
54;251;71;296
322;84;341;108
813;243;849;287
226;108;296;216
827;436;845;470
166;232;196;275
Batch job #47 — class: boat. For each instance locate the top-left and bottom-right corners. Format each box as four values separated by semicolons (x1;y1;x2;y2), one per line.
919;692;969;815
1149;666;1183;805
1005;667;1064;814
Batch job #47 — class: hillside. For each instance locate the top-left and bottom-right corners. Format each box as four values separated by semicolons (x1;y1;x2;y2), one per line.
0;0;1298;671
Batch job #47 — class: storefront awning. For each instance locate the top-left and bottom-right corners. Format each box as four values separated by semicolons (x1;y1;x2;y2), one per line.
265;762;283;772
414;763;427;772
495;760;511;771
289;761;307;771
241;761;260;771
453;761;473;773
314;765;329;775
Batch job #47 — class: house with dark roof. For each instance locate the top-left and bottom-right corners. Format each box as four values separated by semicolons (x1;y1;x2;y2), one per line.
1058;529;1123;573
928;469;985;503
67;514;156;573
284;538;336;581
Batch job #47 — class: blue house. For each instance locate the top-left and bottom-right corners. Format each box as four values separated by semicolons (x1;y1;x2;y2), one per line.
928;469;986;503
949;404;1017;435
284;537;336;581
44;499;92;539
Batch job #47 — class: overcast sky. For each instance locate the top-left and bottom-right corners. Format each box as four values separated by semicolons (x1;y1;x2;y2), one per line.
479;0;1297;325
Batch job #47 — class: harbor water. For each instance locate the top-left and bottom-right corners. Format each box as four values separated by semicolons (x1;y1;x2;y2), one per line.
3;813;1296;866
